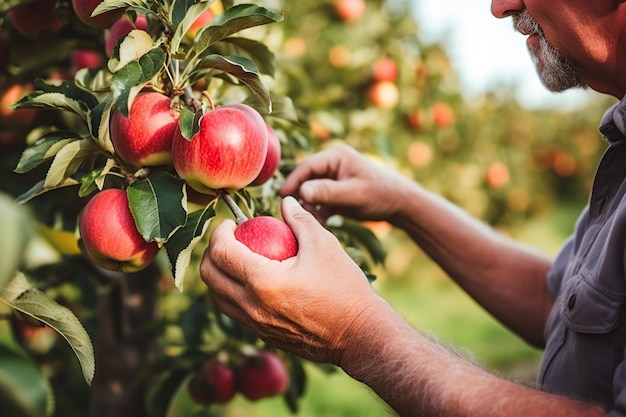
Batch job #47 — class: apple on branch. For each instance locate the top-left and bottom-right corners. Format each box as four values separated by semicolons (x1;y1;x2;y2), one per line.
72;0;124;30
105;14;149;57
7;0;66;39
79;188;159;273
250;124;282;186
187;359;237;405
236;351;290;401
171;103;268;194
110;92;180;168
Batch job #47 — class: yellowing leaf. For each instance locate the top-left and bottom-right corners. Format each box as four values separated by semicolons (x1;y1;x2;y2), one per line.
37;224;81;256
109;29;154;73
0;273;95;385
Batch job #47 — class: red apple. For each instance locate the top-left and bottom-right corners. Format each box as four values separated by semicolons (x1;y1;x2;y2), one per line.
110;92;179;167
171;103;268;193
368;81;399;109
0;82;37;128
250;124;281;186
335;0;365;22
234;216;297;261
79;188;159;272
186;9;215;40
236;351;290;401
71;49;105;74
431;102;455;128
187;360;237;405
373;58;398;82
105;14;148;57
72;0;124;30
7;0;65;38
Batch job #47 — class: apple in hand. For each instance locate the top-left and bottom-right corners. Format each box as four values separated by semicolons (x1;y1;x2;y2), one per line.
236;351;290;401
72;0;124;30
110;92;179;168
250;124;281;186
187;360;237;405
171;103;268;193
8;0;65;38
79;188;159;273
234;216;297;261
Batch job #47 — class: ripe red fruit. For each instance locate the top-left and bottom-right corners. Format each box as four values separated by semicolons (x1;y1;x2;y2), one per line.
71;49;104;74
186;9;215;40
431;102;455;128
171;104;268;193
105;14;149;57
7;0;65;39
72;0;124;30
373;58;398;82
0;83;37;128
187;360;237;405
79;189;159;272
368;81;399;109
236;351;290;401
335;0;366;22
234;216;297;261
110;92;179;168
250;124;281;186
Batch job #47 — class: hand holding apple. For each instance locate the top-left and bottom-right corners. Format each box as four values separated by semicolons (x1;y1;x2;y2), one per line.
200;196;382;364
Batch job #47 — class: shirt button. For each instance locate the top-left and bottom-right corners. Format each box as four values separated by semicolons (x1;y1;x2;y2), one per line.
568;294;577;310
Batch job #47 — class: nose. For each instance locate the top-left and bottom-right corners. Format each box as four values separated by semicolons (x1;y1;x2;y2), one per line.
491;0;525;18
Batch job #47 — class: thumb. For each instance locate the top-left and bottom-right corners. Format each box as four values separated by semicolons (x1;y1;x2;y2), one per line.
281;196;330;244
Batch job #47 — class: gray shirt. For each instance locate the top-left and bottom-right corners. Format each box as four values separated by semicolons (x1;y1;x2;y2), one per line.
538;98;626;415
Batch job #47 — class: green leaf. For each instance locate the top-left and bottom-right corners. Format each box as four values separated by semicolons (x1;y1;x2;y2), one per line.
44;139;96;189
245;94;301;122
192;54;271;111
177;107;201;141
92;0;151;15
127;171;188;244
14;131;82;174
32;79;100;109
170;0;214;54
164;205;215;289
0;343;52;417
210;36;276;76
0;194;32;290
11;92;90;121
0;273;95;386
16;178;81;204
195;4;283;53
111;47;166;117
78;168;104;198
90;97;116;155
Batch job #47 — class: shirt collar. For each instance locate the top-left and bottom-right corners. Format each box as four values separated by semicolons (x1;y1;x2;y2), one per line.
600;97;626;144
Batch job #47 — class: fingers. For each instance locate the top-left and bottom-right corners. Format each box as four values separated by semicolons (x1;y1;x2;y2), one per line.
279;146;344;198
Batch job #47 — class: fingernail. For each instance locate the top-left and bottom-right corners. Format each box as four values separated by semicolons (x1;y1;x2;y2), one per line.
283;195;301;210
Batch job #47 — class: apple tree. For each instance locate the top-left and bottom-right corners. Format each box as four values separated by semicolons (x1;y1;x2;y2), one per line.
0;0;386;416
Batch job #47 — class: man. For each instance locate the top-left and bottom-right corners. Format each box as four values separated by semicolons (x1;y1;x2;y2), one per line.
200;0;626;415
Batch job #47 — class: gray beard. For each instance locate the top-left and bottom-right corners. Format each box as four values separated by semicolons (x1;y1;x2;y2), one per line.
512;11;587;92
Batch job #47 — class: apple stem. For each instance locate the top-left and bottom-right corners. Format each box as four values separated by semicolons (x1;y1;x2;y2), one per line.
202;90;216;110
221;192;249;225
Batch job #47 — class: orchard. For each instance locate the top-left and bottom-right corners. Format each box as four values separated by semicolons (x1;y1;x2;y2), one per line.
0;0;613;417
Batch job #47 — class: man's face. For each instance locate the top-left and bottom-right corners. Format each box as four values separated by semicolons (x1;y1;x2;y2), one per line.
512;10;587;92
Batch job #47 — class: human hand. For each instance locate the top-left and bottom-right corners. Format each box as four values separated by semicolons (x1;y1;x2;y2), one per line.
279;144;412;223
200;196;384;364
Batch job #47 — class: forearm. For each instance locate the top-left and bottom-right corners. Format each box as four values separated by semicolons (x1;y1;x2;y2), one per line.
340;299;605;417
388;180;553;346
